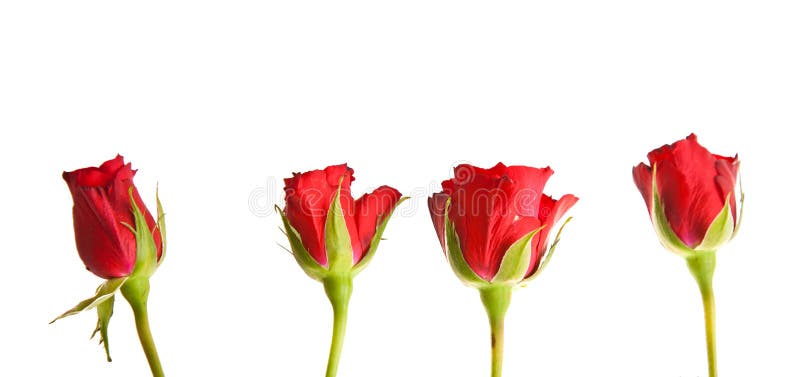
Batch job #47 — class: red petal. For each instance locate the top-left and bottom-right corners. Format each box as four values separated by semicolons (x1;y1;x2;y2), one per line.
646;133;698;165
632;163;653;213
525;194;578;277
353;186;402;264
504;165;554;217
428;193;449;254
714;157;740;224
69;185;136;278
66;155;131;187
450;163;507;186
445;170;510;280
99;155;125;174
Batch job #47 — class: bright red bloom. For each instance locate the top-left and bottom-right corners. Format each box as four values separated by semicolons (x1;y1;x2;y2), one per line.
429;163;578;281
633;134;740;248
283;164;402;267
63;155;163;279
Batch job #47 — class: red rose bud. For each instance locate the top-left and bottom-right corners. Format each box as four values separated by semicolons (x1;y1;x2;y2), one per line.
277;164;405;377
62;155;164;278
54;156;167;376
632;134;742;377
428;162;577;377
633;133;741;255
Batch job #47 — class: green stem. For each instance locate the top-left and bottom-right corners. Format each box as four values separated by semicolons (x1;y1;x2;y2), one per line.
479;285;512;377
323;275;353;377
686;252;717;377
121;278;165;377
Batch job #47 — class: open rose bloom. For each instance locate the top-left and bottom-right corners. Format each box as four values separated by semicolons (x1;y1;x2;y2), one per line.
429;163;577;287
632;134;742;377
428;163;577;377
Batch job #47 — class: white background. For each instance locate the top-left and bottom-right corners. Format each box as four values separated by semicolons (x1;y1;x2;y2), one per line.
1;1;798;376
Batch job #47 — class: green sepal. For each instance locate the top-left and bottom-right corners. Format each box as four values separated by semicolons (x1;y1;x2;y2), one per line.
491;225;545;284
276;205;328;281
521;217;572;285
156;186;167;267
352;197;408;276
50;277;128;323
125;188;159;279
696;195;735;251
650;164;695;257
91;294;115;362
443;199;486;287
325;183;354;273
731;175;744;240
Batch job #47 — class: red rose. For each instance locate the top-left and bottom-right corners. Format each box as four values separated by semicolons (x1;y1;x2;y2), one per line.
57;155;167;372
633;134;740;252
282;163;402;268
633;134;742;377
429;163;578;282
428;162;577;377
62;155;163;279
278;164;405;377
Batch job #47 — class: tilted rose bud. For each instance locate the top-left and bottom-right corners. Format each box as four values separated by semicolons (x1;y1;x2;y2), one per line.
62;155;164;279
53;156;167;377
428;163;577;377
276;164;405;377
632;134;742;377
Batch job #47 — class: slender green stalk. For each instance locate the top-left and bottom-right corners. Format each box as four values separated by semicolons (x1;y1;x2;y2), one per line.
686;252;717;377
323;275;353;377
121;278;165;377
699;285;717;377
479;285;512;377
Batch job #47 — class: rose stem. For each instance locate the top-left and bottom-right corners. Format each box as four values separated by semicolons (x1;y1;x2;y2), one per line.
121;278;165;377
687;252;717;377
480;285;512;377
323;275;353;377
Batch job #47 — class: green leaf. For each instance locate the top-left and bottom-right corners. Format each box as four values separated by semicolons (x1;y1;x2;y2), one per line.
353;197;408;276
91;294;115;362
522;217;572;285
650;164;695;256
50;277;128;324
444;199;485;287
156;185;167;267
128;188;159;278
325;183;354;273
276;206;328;281
491;225;545;284
696;195;735;251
